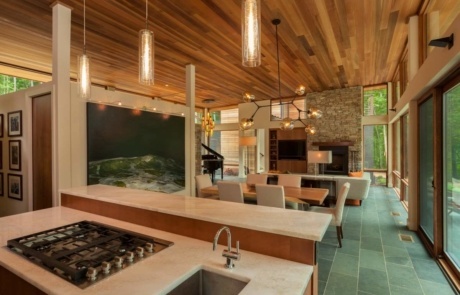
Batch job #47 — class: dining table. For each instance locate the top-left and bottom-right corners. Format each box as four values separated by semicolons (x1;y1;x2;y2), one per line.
200;183;329;206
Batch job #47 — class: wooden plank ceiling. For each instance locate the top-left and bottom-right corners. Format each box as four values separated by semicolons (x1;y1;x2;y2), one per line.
0;0;422;109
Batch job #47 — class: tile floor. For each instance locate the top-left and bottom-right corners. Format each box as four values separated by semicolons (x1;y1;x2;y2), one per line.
317;185;457;295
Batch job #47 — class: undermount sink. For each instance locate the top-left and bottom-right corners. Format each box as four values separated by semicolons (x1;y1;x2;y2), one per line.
167;269;249;295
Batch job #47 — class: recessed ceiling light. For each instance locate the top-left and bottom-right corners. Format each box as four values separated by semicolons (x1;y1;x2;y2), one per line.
202;98;215;104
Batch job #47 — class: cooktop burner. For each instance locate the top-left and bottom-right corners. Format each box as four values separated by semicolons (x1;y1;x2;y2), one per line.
7;220;173;289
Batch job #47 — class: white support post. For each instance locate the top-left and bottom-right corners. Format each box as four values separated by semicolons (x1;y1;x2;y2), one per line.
186;64;196;196
52;3;72;204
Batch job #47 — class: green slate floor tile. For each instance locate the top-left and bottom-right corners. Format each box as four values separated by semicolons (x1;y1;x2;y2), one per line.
411;257;451;285
358;267;390;295
359;249;386;271
318;258;333;282
330;253;359;277
361;236;383;252
318;242;337;261
420;279;456;295
337;238;360;256
324;272;358;295
383;245;412;267
386;264;422;291
389;284;425;295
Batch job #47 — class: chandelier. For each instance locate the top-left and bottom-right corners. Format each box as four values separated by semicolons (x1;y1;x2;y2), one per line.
202;112;215;137
239;19;322;134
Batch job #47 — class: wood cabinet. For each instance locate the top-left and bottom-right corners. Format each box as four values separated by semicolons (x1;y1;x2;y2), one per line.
268;128;308;173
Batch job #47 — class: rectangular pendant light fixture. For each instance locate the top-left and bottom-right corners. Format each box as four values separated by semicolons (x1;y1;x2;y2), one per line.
139;0;154;85
242;0;261;67
78;0;91;99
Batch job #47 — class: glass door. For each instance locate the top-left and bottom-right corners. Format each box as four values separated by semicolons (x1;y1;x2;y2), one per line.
419;96;435;242
443;80;460;271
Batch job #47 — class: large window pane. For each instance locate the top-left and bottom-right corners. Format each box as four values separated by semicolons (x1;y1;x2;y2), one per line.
420;97;434;242
209;130;240;177
363;85;388;116
444;81;460;268
363;125;388;170
271;98;307;120
0;74;40;95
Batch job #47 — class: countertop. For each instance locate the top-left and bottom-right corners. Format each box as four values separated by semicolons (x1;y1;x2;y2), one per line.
0;207;312;295
60;184;332;241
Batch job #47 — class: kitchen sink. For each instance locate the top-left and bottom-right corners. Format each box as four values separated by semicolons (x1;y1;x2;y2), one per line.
167;269;249;295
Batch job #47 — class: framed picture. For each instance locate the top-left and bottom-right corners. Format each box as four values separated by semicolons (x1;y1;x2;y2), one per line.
9;140;21;171
0;173;3;197
0;114;3;138
8;111;22;137
8;173;22;200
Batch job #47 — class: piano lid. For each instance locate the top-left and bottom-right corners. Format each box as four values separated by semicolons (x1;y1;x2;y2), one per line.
201;143;224;159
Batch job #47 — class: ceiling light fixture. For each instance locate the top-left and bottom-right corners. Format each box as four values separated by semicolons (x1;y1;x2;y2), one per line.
240;19;322;134
77;0;91;99
202;112;215;137
139;0;154;85
242;0;261;67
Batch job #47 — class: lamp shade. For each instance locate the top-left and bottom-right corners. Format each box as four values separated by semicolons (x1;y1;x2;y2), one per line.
308;151;332;163
239;136;257;146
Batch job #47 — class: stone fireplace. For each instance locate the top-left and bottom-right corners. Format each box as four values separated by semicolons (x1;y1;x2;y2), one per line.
313;141;354;175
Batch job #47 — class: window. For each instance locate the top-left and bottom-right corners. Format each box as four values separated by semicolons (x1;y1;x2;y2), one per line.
211;108;239;124
363;125;388;170
0;74;40;95
363;85;388;116
271;98;307;120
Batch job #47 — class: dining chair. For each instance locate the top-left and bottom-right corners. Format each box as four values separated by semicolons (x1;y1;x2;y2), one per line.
195;174;218;200
277;174;301;187
246;174;268;186
276;174;308;210
255;184;285;208
217;181;244;203
309;182;350;248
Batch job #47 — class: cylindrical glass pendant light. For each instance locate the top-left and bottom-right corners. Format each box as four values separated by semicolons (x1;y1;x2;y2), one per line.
139;0;154;85
242;0;261;67
78;54;91;99
78;0;91;99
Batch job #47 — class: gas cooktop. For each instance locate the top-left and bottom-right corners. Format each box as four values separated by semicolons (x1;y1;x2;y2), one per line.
7;220;174;289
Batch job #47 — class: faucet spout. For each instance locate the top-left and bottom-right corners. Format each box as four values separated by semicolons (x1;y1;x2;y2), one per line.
212;226;241;269
213;226;231;251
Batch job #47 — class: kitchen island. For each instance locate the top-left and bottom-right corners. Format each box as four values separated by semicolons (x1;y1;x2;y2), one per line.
0;206;313;294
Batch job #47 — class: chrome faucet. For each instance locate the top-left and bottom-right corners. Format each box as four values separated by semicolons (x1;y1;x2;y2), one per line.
213;226;241;269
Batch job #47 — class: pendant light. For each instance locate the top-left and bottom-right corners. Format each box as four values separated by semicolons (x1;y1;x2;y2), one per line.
77;0;91;99
242;0;261;67
139;0;154;85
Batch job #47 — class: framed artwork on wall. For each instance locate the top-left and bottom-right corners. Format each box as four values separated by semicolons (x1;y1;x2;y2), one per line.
0;114;3;138
7;111;22;137
9;140;21;171
8;173;22;200
0;173;3;197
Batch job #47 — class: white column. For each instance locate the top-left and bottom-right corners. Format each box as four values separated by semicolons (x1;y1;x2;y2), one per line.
186;64;196;196
387;82;393;187
408;15;419;82
52;3;72;204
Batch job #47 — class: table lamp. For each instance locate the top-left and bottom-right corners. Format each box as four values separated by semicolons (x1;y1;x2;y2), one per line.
308;151;332;175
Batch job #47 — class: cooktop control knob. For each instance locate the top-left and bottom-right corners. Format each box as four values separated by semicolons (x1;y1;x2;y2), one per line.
136;246;144;258
101;261;111;274
125;251;134;262
145;242;154;253
114;256;124;268
86;267;98;281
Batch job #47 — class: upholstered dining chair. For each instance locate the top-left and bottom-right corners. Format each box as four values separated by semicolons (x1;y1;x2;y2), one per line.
246;174;268;186
217;181;244;203
255;184;285;208
277;174;301;187
276;174;308;210
309;182;350;248
195;174;219;200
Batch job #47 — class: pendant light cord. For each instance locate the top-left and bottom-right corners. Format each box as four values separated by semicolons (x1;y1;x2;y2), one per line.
83;0;86;53
145;0;149;29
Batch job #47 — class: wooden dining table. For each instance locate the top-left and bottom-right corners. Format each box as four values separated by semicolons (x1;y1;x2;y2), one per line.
200;183;329;206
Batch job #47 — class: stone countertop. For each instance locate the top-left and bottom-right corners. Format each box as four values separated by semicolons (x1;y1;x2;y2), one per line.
0;207;312;295
60;184;332;241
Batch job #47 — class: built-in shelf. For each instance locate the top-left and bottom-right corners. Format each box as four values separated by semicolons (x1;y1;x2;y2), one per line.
268;128;307;173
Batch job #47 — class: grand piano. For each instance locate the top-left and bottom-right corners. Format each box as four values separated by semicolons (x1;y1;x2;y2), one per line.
201;143;224;182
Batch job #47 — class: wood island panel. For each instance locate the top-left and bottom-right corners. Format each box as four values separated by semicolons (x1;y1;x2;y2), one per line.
0;265;46;295
61;193;317;266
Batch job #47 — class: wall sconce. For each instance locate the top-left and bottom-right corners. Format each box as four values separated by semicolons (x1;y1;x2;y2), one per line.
429;33;454;49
